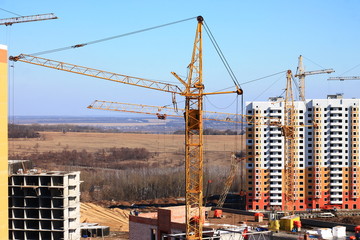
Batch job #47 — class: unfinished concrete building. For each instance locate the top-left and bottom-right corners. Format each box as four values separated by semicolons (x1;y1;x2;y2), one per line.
8;170;81;240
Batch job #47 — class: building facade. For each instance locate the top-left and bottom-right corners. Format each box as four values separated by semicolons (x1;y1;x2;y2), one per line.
8;170;81;240
245;95;360;211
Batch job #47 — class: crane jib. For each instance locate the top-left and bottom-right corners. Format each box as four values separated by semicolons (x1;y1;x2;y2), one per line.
9;54;184;94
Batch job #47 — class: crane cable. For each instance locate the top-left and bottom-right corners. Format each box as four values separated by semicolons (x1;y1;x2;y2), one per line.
291;74;301;101
0;8;22;17
205;70;287;110
253;72;286;101
28;16;198;56
301;55;326;70
203;21;241;89
339;63;360;76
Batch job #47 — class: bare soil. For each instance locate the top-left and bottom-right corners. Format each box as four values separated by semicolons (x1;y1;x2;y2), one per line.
9;132;246;239
9;131;245;168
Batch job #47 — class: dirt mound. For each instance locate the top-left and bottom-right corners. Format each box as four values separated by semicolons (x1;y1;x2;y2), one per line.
81;202;130;232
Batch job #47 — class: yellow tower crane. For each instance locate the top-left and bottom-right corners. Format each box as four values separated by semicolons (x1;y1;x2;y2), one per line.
10;16;242;239
0;13;57;26
282;70;296;214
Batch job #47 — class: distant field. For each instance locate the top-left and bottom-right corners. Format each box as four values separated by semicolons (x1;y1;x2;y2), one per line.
9;131;245;167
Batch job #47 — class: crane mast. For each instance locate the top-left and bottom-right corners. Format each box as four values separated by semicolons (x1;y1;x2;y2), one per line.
0;13;57;26
295;55;334;101
182;16;204;239
283;70;295;213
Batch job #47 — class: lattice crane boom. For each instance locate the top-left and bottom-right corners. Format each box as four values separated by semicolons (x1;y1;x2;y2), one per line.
216;154;244;208
10;54;183;94
328;76;360;81
88;100;313;128
0;13;57;26
88;100;249;123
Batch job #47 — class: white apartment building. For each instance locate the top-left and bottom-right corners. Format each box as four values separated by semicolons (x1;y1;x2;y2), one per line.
245;94;360;211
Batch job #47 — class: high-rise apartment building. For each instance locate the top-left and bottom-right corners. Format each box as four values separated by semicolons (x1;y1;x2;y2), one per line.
245;94;360;211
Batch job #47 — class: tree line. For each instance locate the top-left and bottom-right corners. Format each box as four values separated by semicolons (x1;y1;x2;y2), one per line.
8;124;40;138
8;123;124;138
9;123;243;138
9;147;151;169
80;166;242;202
173;128;241;135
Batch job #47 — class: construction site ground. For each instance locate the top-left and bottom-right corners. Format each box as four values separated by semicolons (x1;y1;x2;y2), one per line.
80;199;360;239
80;202;130;239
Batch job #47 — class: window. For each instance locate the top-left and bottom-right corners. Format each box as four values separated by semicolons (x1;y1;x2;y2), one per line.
151;229;156;240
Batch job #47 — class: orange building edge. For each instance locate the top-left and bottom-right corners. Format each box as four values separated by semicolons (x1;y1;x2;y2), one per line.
0;44;8;237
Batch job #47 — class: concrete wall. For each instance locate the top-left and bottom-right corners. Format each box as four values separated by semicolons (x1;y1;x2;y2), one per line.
129;221;157;240
0;44;8;238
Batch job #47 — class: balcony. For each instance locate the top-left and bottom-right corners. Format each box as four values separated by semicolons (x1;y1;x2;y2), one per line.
330;176;343;180
270;172;282;176
269;166;282;170
270;202;282;206
269;181;282;185
269;189;282;194
330;152;344;157
330;199;343;205
329;193;343;198
329;115;343;120
330;188;343;192
330;182;343;186
269;148;282;152
330;158;343;163
269;160;282;164
269;195;282;200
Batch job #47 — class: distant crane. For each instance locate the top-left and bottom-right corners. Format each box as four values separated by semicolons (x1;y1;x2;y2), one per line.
88;100;250;124
295;55;334;101
0;13;57;26
216;154;244;208
328;76;360;81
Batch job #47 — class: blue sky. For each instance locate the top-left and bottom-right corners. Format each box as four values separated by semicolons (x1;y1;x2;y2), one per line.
1;1;360;116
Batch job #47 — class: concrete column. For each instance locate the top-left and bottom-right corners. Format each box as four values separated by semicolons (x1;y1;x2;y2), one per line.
0;44;8;237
